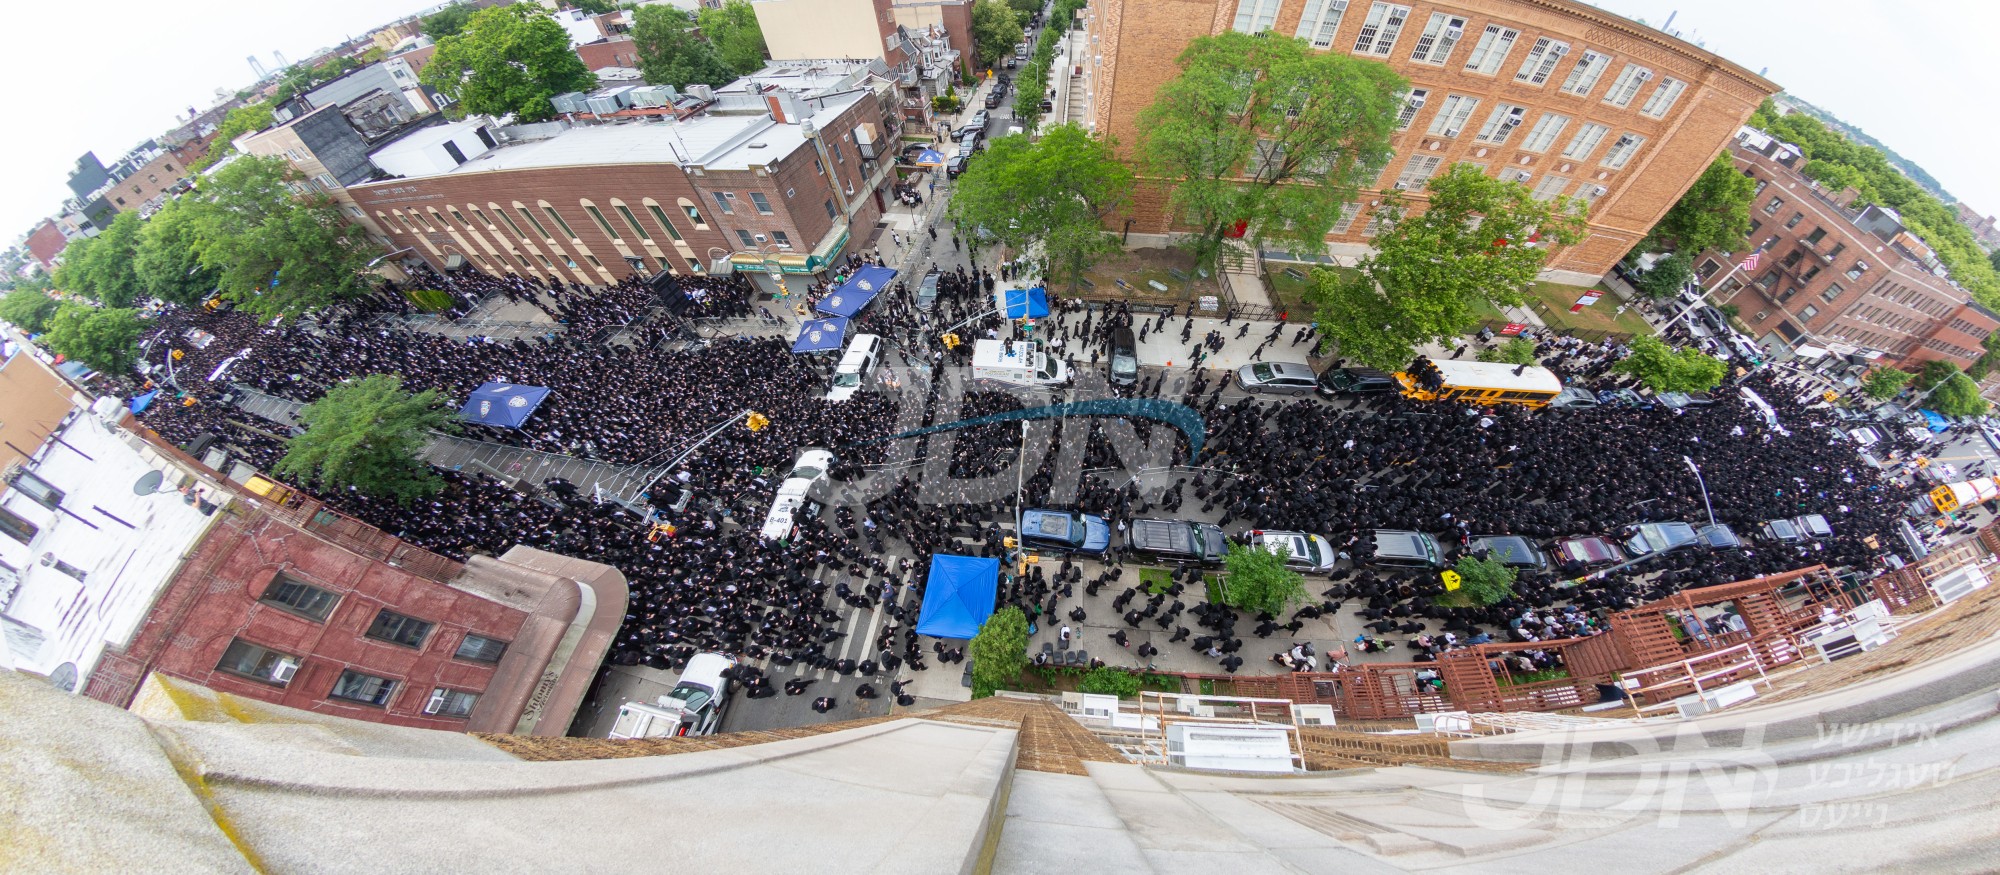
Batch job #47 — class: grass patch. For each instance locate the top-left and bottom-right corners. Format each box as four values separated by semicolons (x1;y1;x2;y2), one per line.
1203;573;1227;606
1497;668;1572;687
1076;247;1218;302
1139;567;1174;595
1264;264;1361;318
1517;282;1655;337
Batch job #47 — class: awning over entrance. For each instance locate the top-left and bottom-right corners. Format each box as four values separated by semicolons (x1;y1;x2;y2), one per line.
724;222;852;276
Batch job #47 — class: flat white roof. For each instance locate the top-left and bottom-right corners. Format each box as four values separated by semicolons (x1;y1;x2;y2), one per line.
1426;359;1563;393
368;117;490;164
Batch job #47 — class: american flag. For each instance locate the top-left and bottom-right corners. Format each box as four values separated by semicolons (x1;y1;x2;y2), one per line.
1739;251;1762;271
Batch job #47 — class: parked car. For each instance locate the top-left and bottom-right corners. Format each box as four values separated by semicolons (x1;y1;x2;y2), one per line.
1657;392;1716;409
946;154;969;178
1464;535;1548;572
1108;327;1138;387
1247;530;1337;572
1317;366;1398;397
1021;509;1111;556
1597;388;1656;410
915;271;941;311
1697;523;1744;551
1367;529;1447;570
1548;387;1602;410
1760;514;1833;543
1553;535;1626;573
1235;361;1318;395
1621;521;1702;557
1126;518;1228;566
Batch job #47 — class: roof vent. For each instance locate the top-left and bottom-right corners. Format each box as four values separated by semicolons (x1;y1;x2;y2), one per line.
749;143;767;149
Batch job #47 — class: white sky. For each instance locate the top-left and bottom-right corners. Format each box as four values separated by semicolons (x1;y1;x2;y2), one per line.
3;0;1996;241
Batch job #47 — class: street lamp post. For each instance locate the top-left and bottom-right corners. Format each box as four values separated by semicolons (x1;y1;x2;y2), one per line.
1683;455;1717;527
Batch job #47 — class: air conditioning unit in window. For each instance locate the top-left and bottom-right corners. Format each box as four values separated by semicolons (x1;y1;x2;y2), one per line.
1444;25;1463;39
424;689;449;715
1592;185;1608;197
1636;70;1653;82
270;659;300;684
1393;181;1411;190
1442;127;1460;137
1614;134;1635;147
1408;94;1427;109
754;234;768;243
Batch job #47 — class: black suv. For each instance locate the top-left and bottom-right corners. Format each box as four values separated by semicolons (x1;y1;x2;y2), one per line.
1126;518;1228;566
1317;367;1398;398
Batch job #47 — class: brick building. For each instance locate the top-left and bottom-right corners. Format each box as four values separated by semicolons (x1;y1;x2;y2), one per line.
102;149;193;217
24;219;67;270
1079;0;1781;279
1954;203;2000;251
753;0;962;128
1700;128;1999;371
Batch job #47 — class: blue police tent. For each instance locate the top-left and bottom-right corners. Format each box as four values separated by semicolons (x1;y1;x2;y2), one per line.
915;554;1000;640
129;390;160;414
458;382;552;428
914;148;946;167
1002;285;1049;319
792;316;850;353
815;265;897;318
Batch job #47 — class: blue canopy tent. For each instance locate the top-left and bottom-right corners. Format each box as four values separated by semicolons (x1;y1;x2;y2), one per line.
815;265;898;318
129;390;160;414
457;382;552;428
1002;286;1050;319
1919;409;1952;433
914;148;946;167
915;554;1000;640
792;316;850;353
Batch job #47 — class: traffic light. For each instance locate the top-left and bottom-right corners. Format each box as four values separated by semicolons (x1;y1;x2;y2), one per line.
745;412;770;432
941;332;961;349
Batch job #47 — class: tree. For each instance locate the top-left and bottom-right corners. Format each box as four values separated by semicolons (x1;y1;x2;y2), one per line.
276;374;456;502
0;288;60;334
421;4;474;38
1137;32;1404;272
968;606;1030;698
1801;159;1867;198
1450;555;1517;607
1012;55;1047;129
54;211;145;308
183;156;379;318
1926;372;1991;418
1652;154;1757;255
571;0;618;13
1636;252;1694;301
192;102;275;172
1914;358;1958;391
971;0;1023;69
1477;337;1537;366
1004;0;1039;17
631;5;734;92
1220;541;1307;617
697;0;769;76
1077;667;1142;698
134;197;221;308
41;304;144;374
421;5;598;122
1861;367;1913;401
1308;165;1589;370
949;123;1131;291
1613;335;1727;394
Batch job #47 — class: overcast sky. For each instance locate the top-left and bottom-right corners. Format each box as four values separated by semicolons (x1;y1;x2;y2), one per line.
3;0;1996;242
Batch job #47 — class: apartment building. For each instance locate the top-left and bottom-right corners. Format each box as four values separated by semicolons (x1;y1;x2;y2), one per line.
1080;0;1781;279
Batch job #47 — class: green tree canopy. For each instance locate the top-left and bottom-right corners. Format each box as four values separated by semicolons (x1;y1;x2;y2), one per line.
421;4;474;38
42;304;144;373
53;211;144;308
949;123;1131;291
1450;555;1517;607
1077;666;1142;698
1860;366;1913;401
632;5;734;92
0;288;60;334
971;0;1023;69
134;197;221;308
1926;372;1991;418
697;0;769;75
183;156;379;319
1476;337;1537;366
1636;251;1694;301
1613;335;1727;394
192;102;275;172
276;374;456;502
420;4;598;122
1652;154;1757;255
571;0;618;13
968;606;1030;698
1220;540;1307;617
1138;31;1405;272
1308;165;1589;370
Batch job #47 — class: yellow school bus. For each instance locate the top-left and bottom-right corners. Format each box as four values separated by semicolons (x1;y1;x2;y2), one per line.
1930;478;2000;514
1396;358;1564;408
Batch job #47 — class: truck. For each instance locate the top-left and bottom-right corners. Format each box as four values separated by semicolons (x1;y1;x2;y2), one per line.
972;338;1068;387
607;651;738;738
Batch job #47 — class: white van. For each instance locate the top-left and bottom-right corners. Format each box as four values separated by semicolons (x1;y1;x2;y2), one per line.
972;338;1068;386
608;651;738;738
760;448;835;540
826;334;882;402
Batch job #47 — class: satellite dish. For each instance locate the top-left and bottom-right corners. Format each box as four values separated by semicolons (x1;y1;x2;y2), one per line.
49;663;79;693
133;470;166;495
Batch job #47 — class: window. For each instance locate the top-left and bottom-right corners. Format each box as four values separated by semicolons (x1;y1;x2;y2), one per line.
455;634;509;663
749;192;773;214
1640;77;1686;117
711;192;734;215
736;229;757;248
1520;113;1568;152
541;206;578;240
830;142;844;163
0;506;39;545
1395;89;1429;130
1755;269;1779;290
472;207;494;228
261;573;339;622
1408;13;1466;64
217;639;298;686
1763;196;1784;215
1601;133;1643;168
1530;175;1570;201
1847;261;1868;280
516;206;550;239
824;199;837;219
330;669;397;707
1332;202;1363;234
1747;219;1762;237
427;687;479;718
1821;283;1845;304
1232;0;1281;33
772;230;791;246
681;203;705;227
365;609;433;648
1825;242;1845;259
1362;210;1388;236
1394;154;1443;189
1801;305;1819;320
1474;104;1526;144
7;470;64;509
613;204;651;240
1294;0;1350;48
493;205;525;238
646;204;686;240
1804;226;1827;245
1784;212;1804;230
583;203;620;241
1514;37;1569;85
1463;25;1518;75
1560;50;1611;96
585;254;603;269
1602;64;1651;107
1351;3;1410;56
1427;94;1478;136
1799;265;1821;284
1562;123;1609;160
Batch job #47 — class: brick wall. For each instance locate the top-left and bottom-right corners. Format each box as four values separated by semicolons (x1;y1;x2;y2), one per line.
25;219;66;269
